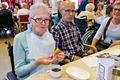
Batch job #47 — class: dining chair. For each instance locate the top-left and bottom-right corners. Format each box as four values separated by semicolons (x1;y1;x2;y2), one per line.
5;37;18;80
18;14;29;32
74;16;88;36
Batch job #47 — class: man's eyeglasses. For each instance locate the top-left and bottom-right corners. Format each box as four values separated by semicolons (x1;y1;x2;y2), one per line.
31;17;50;24
113;8;120;11
63;9;76;13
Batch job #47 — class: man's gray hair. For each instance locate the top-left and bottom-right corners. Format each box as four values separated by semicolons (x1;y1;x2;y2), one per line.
29;3;49;18
59;0;75;10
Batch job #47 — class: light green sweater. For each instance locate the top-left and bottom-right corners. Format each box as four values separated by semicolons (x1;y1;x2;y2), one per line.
13;26;55;80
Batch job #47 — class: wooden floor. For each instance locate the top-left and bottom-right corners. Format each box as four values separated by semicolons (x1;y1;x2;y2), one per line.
0;37;13;80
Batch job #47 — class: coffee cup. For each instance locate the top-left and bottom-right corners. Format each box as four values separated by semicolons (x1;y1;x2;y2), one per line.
50;65;62;78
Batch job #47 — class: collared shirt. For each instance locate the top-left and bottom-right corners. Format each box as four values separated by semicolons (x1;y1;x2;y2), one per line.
50;20;84;59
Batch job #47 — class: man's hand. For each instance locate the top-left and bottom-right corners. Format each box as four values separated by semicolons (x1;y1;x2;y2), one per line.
87;48;94;55
110;40;120;47
73;55;80;61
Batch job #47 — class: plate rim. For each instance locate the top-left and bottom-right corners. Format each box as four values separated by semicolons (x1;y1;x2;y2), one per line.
66;66;90;80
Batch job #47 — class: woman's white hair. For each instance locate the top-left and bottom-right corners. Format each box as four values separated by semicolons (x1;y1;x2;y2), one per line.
21;3;27;8
85;3;95;11
29;3;49;18
2;2;9;9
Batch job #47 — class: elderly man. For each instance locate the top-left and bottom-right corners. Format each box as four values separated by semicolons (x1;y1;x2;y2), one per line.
88;1;120;54
50;0;84;62
13;3;65;79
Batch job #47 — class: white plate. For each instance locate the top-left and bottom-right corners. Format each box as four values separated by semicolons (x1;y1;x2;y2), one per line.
66;66;90;80
109;49;120;56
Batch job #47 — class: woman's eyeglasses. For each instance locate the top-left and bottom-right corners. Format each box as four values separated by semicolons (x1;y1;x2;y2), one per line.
31;17;50;24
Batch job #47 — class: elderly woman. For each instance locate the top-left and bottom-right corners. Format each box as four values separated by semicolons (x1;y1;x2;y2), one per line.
13;3;65;79
17;2;29;18
76;3;96;28
88;1;120;54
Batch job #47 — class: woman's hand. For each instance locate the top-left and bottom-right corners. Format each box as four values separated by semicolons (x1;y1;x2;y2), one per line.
35;56;56;65
73;55;80;61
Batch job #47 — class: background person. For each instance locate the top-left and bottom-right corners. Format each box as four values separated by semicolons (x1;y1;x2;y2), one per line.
95;4;113;24
13;3;20;15
76;3;96;28
17;2;29;18
88;1;120;54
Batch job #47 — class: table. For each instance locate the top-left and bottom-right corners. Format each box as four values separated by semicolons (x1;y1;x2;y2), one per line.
27;45;120;80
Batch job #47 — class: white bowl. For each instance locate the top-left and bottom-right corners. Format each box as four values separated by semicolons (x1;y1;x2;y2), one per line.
50;65;62;78
66;66;90;80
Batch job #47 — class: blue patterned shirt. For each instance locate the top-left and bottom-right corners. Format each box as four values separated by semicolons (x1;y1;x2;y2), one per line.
50;20;84;60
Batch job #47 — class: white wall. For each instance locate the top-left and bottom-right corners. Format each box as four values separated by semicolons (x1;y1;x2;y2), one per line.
34;0;42;4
